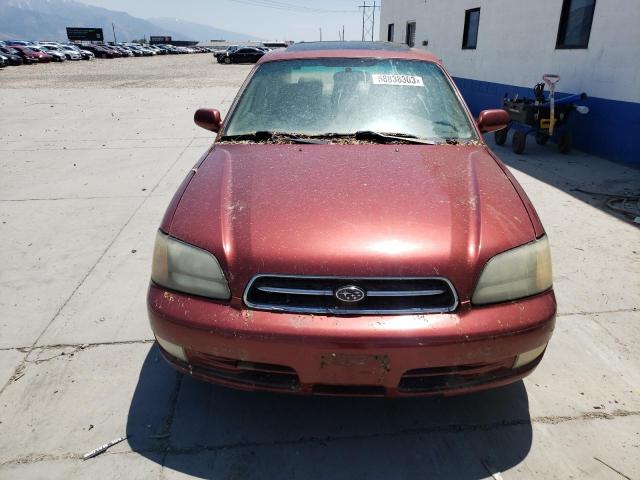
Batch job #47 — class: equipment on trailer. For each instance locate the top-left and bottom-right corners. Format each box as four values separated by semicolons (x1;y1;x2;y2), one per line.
494;75;589;155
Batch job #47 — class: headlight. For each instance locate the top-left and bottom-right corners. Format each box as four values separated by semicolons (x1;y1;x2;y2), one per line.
151;231;231;300
472;236;552;305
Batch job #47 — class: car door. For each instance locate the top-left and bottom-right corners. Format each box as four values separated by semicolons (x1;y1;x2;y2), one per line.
233;49;245;63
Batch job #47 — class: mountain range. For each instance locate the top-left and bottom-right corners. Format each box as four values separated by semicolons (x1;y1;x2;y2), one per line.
0;0;259;42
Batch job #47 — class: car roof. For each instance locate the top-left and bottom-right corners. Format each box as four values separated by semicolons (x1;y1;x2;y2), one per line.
260;41;440;64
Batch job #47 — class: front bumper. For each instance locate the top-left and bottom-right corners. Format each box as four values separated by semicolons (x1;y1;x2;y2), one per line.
147;284;556;397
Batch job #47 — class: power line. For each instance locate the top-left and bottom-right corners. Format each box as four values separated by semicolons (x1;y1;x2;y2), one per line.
223;0;356;14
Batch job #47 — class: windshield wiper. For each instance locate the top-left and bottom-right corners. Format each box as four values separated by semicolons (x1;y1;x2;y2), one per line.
218;131;329;144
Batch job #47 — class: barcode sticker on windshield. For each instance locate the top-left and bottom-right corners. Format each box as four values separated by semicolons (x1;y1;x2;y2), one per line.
371;74;424;86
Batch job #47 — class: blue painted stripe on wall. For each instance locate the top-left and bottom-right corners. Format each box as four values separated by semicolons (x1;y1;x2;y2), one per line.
453;76;640;165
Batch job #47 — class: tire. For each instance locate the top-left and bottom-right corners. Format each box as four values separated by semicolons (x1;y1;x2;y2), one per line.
224;56;232;64
512;131;526;154
535;132;549;145
494;127;508;146
558;132;572;154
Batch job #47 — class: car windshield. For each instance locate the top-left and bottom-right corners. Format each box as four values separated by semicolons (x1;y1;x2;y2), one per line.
222;58;476;143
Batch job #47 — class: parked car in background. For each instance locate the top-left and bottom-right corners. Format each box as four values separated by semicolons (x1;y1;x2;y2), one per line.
113;45;134;57
214;45;243;63
147;45;166;55
154;45;174;54
81;44;116;59
98;44;123;57
0;54;8;68
5;40;35;47
141;45;157;55
120;45;141;57
148;42;556;398
0;46;24;65
58;45;83;60
11;45;50;63
219;46;265;64
38;45;67;62
126;45;152;56
63;44;95;60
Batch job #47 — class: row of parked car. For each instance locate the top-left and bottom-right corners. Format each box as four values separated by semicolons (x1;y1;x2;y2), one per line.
0;39;214;67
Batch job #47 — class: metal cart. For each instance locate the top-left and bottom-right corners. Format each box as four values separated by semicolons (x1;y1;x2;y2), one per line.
494;75;588;154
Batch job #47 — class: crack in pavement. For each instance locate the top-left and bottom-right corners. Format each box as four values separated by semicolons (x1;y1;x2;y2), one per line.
1;409;638;467
0;193;174;203
593;456;633;480
0;136;197;397
558;307;638;317
4;146;194;152
0;195;149;202
159;372;184;478
0;339;154;353
2;136;198;143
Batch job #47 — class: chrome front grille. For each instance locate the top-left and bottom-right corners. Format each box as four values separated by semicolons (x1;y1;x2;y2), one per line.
243;275;458;315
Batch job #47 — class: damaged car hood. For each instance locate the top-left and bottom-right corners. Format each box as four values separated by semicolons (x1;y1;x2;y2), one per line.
167;144;536;300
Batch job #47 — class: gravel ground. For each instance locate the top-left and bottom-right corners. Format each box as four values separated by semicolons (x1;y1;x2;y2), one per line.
0;53;253;88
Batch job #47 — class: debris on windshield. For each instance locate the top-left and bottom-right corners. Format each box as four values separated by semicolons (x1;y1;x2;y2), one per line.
219;131;438;145
220;133;328;145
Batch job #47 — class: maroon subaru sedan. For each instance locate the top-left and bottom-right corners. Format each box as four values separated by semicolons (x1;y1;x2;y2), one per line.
148;42;555;396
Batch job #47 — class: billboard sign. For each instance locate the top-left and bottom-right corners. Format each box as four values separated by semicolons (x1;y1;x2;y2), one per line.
66;27;104;42
150;36;172;44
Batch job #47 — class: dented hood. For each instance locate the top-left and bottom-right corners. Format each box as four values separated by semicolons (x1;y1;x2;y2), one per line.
168;144;536;300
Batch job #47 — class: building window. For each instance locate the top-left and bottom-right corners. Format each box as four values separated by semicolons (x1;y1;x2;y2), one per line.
556;0;596;49
462;8;480;49
387;23;395;42
406;22;416;47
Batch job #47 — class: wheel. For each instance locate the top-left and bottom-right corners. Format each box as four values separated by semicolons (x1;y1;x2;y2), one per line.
535;132;549;145
494;127;508;146
224;56;232;64
558;132;572;154
512;131;526;154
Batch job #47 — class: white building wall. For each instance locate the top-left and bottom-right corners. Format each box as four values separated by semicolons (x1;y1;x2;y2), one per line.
380;0;640;103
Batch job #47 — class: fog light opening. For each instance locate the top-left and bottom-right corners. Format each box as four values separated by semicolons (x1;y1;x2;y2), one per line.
156;335;188;362
513;344;547;369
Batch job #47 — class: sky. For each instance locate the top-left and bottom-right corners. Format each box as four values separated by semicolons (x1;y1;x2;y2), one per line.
78;0;380;42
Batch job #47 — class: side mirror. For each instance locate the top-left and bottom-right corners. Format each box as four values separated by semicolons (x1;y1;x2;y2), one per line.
477;109;510;133
194;108;222;132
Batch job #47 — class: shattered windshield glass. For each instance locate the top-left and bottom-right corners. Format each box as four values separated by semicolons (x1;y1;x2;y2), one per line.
222;58;476;143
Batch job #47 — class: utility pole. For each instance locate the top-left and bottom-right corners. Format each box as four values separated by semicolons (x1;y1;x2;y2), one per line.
319;28;322;41
112;22;117;43
359;1;379;41
372;1;376;41
360;1;366;41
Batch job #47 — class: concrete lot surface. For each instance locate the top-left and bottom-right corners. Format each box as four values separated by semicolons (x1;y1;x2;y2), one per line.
1;54;639;479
